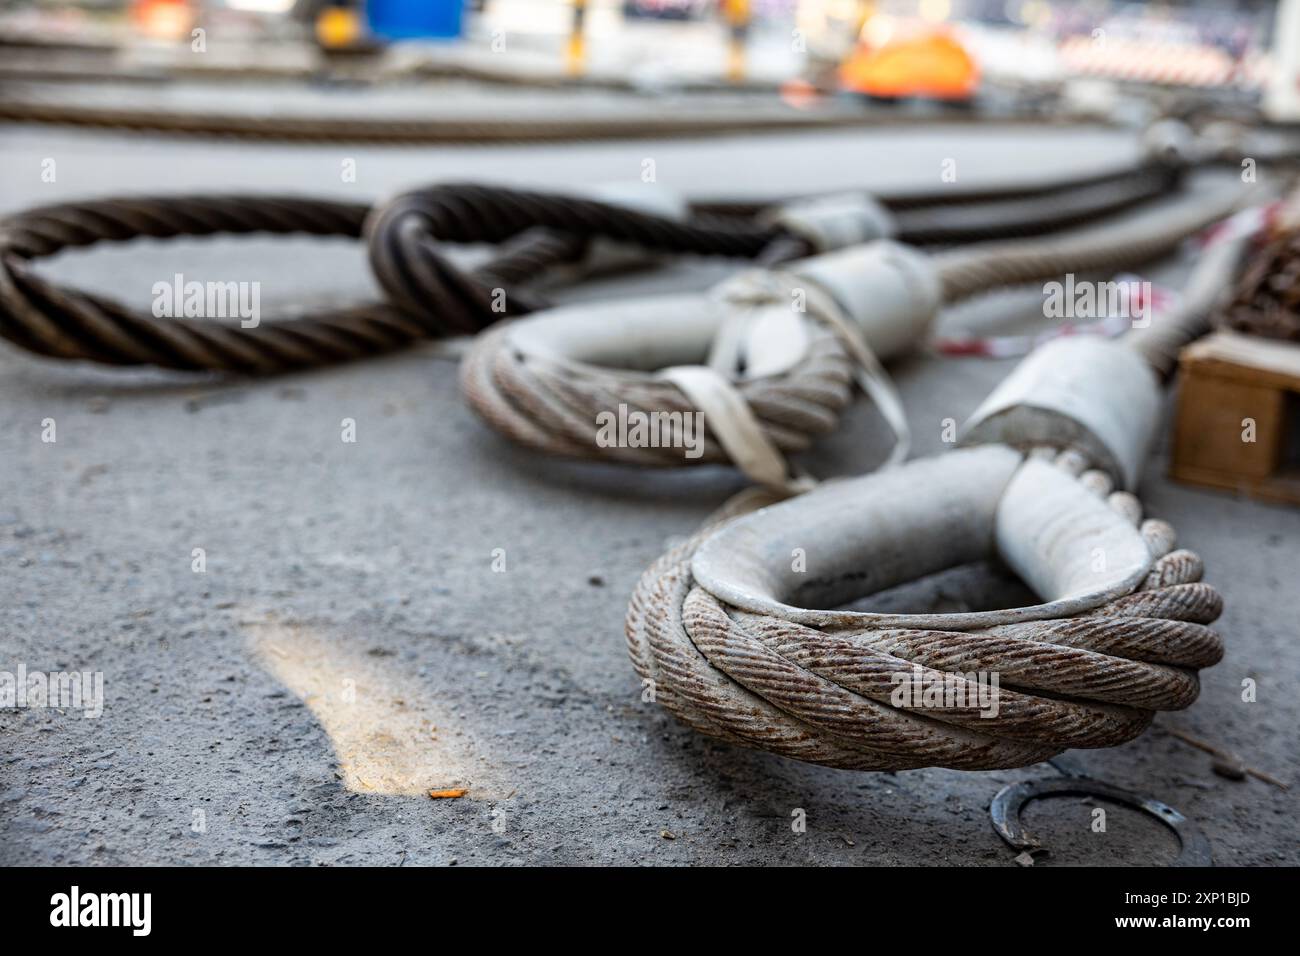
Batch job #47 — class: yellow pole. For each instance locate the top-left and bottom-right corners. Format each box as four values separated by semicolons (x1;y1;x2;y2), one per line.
724;0;751;84
566;0;588;77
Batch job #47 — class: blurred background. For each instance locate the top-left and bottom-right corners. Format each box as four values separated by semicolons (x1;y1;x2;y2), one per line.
0;1;1294;122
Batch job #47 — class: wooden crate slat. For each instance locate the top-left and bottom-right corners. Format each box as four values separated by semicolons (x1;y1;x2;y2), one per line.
1171;331;1300;505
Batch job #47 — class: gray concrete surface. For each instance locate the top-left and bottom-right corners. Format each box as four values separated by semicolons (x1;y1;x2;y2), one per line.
0;108;1295;866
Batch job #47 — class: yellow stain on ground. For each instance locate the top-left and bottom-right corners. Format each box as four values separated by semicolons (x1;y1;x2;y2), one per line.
246;618;502;800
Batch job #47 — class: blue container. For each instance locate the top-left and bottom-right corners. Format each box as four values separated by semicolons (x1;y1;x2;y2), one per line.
366;0;464;40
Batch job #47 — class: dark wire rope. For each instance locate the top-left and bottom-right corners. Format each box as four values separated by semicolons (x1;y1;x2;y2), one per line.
0;169;1189;373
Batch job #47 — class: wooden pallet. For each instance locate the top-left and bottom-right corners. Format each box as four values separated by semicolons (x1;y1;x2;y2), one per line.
1171;331;1300;505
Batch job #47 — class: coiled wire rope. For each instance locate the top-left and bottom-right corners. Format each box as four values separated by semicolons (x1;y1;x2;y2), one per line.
460;186;1243;483
622;207;1255;771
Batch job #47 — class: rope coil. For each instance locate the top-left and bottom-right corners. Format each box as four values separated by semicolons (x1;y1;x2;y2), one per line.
625;447;1222;771
0;185;794;372
619;205;1264;772
460;276;880;486
0;194;424;372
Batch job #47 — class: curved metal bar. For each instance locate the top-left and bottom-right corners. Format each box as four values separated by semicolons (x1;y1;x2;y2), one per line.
990;775;1214;866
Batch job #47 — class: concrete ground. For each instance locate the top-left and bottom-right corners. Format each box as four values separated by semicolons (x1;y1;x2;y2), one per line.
0;102;1295;866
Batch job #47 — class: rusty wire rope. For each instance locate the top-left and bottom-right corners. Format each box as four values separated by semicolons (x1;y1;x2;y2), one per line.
626;462;1223;770
1219;216;1300;342
460;186;1243;472
622;213;1252;771
0;167;1187;373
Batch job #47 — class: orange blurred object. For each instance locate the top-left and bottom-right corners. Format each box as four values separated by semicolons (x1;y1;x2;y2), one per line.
316;7;364;49
131;0;193;42
840;29;979;101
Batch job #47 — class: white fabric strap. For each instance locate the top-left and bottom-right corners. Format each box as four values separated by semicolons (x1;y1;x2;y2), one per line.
719;270;912;470
658;271;911;492
799;278;912;468
658;364;815;494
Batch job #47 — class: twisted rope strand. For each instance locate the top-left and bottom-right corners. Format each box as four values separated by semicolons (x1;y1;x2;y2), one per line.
0;185;792;372
462;189;1240;475
0;169;1194;374
625;453;1223;771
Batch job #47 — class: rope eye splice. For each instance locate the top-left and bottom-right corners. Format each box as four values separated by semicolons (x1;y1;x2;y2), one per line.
623;196;1262;775
460;229;932;494
460;185;1248;494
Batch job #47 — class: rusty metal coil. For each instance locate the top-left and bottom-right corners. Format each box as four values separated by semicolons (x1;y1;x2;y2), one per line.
1219;223;1300;342
625;449;1223;771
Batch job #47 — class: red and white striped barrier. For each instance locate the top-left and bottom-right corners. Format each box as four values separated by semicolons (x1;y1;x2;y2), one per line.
1058;35;1246;89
